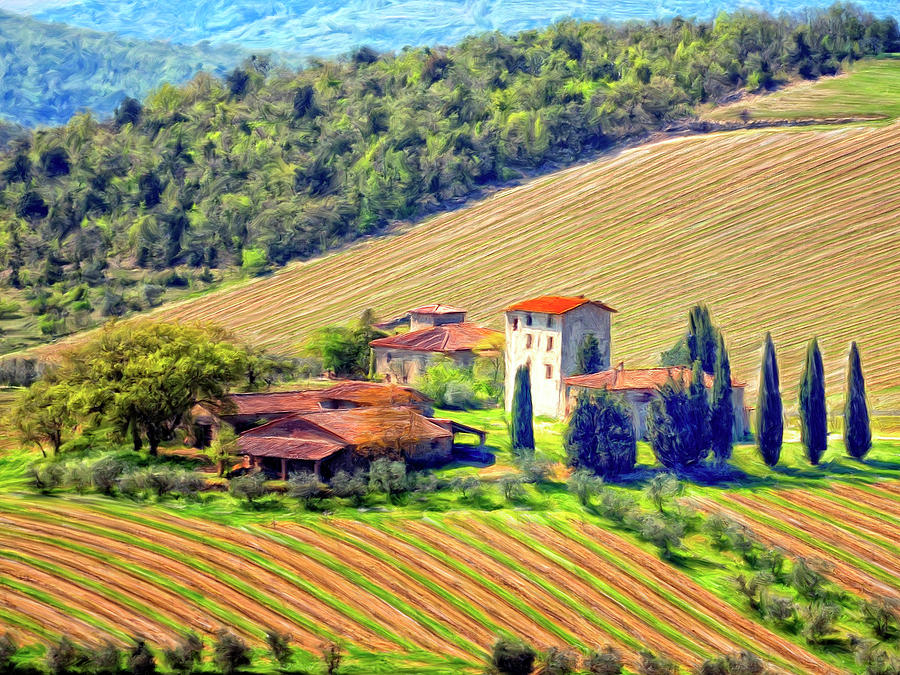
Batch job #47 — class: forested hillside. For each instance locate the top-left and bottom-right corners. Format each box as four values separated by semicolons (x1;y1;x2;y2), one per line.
26;0;900;55
0;11;286;127
0;5;897;354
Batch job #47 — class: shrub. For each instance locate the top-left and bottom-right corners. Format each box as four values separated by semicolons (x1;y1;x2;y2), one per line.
645;473;680;514
639;515;684;559
564;390;636;479
213;630;250;675
174;471;205;498
585;645;623;675
733;573;773;614
646;375;708;470
164;633;204;674
862;599;900;641
229;471;269;504
330;470;368;505
696;651;768;675
803;603;842;644
368;459;407;497
789;558;829;601
704;513;735;551
498;474;526;502
67;461;93;493
597;488;639;523
536;646;577;675
567;470;603;506
241;247;269;276
517;453;553;484
0;634;17;672
452;475;482;500
416;359;483;409
29;462;64;493
266;629;292;667
46;636;82;675
128;639;156;675
288;471;327;508
638;650;678;675
91;457;126;495
146;468;180;497
91;641;121;674
490;636;536;675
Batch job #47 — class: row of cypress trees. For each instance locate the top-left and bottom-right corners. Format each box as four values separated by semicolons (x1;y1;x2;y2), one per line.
757;335;871;466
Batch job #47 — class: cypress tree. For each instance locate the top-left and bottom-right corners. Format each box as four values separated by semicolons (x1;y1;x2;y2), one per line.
844;341;871;460
756;332;782;467
511;364;534;453
799;337;827;465
710;333;734;463
687;304;719;373
564;389;636;478
575;333;603;375
689;359;711;456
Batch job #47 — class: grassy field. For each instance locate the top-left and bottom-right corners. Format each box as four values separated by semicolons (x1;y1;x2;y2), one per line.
704;56;900;122
0;397;898;672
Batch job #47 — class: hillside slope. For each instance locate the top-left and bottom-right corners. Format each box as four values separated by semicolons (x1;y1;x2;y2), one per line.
149;121;900;408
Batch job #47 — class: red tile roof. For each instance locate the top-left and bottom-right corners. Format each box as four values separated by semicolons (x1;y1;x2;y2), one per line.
506;295;617;314
565;366;745;391
199;381;429;417
369;323;501;353
409;304;467;315
238;435;345;460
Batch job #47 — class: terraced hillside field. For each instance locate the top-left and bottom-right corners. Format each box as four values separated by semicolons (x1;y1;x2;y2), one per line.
139;119;900;408
0;493;870;674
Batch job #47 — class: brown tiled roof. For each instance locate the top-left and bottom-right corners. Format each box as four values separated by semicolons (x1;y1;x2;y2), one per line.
238;436;345;460
409;304;467;315
301;407;451;446
369;323;501;353
202;381;429;417
565;366;745;391
506;295;617;314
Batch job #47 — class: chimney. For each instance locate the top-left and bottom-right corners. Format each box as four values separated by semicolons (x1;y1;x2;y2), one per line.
616;361;625;372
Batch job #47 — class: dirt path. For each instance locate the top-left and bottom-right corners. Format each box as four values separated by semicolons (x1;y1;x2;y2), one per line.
332;519;562;648
449;517;702;668
537;519;835;674
695;498;899;600
726;494;900;580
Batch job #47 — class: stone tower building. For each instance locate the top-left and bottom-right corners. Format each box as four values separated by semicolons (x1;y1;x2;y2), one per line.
504;295;616;418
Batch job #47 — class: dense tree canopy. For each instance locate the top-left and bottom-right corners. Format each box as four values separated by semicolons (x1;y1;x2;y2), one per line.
0;4;895;351
564;389;636;478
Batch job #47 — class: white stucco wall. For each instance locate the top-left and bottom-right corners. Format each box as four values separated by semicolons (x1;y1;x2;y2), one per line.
374;347;473;384
504;304;611;418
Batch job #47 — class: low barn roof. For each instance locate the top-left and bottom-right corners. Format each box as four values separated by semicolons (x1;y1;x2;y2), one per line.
199;381;429;418
238;436;346;460
565;366;746;391
370;322;501;353
506;295;617;315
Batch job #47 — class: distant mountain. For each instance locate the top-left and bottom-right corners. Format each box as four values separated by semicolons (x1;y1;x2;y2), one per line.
27;0;900;55
0;11;299;127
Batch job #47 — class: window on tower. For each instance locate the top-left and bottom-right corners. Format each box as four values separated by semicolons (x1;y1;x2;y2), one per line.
545;364;553;379
512;317;519;331
546;336;553;351
526;334;533;349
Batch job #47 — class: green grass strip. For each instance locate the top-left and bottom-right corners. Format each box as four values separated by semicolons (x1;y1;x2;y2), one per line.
811;487;900;528
2;499;338;645
482;514;714;660
708;494;900;591
0;574;130;643
319;520;501;628
0;545;184;636
251;525;483;661
0;515;264;640
544;515;808;675
304;519;504;640
757;492;900;556
78;502;413;651
0;606;57;642
371;518;584;648
436;516;656;655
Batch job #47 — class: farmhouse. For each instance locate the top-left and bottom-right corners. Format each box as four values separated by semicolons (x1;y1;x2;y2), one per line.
565;364;749;440
504;295;616;418
190;381;430;445
237;406;485;479
370;304;501;383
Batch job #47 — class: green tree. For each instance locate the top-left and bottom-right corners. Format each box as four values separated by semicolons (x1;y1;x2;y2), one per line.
756;332;782;467
265;629;292;668
287;471;327;508
213;630;250;675
689;359;711;454
510;365;534;453
229;472;268;505
710;333;734;463
57;321;248;455
490;636;536;675
799;337;827;465
646;375;708;470
11;380;73;456
662;304;720;372
585;646;622;675
575;333;604;375
163;633;203;674
564;390;636;478
0;634;17;673
304;309;385;377
844;341;871;460
205;426;239;477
